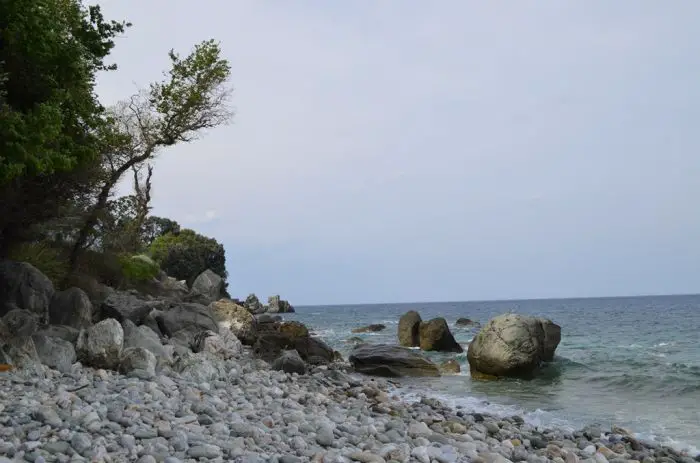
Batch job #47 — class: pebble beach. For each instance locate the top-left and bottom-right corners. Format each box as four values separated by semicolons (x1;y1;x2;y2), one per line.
2;341;697;463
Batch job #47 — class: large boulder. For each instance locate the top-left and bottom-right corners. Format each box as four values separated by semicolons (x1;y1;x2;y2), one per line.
419;318;463;353
155;303;219;338
467;313;561;379
398;310;422;347
0;261;54;321
100;292;165;325
209;300;256;345
49;287;93;329
32;334;76;373
267;295;294;314
253;321;336;365
76;318;124;370
119;347;157;378
121;320;171;362
191;269;224;303
348;344;440;378
271;350;306;375
0;309;42;371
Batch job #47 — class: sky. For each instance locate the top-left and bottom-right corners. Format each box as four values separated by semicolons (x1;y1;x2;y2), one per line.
95;1;700;305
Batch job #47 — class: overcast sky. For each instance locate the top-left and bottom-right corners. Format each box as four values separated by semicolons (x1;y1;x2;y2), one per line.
96;1;700;305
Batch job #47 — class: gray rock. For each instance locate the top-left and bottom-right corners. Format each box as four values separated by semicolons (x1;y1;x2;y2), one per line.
0;261;54;322
35;325;80;344
120;347;157;376
76;318;124;369
267;295;294;314
31;334;76;373
155;302;218;338
187;443;222;459
100;292;165;324
191;269;224;303
271;350;307;375
49;287;93;329
122;319;171;362
316;423;335;447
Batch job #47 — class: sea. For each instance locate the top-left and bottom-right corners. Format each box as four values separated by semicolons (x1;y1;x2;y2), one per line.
285;295;700;455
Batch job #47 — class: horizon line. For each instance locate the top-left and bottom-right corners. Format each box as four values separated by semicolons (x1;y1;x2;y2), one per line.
295;292;700;308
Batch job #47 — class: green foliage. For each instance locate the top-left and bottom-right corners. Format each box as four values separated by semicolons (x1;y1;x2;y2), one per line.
119;254;160;283
8;241;69;284
149;229;227;286
141;216;181;247
0;0;129;183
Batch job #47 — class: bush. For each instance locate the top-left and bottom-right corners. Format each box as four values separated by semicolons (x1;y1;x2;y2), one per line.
7;241;69;285
119;254;160;283
149;229;227;286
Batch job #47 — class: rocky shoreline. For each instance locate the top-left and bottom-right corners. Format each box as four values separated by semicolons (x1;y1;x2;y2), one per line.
2;340;699;463
1;261;698;463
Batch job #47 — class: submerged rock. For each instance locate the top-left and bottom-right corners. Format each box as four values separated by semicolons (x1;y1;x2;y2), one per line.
352;324;386;333
467;313;561;378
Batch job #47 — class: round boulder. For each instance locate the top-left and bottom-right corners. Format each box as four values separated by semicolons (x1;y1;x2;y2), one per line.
467;313;561;378
419;317;463;353
398;310;422;347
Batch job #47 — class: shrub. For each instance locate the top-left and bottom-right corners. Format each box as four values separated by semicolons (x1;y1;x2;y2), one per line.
7;241;68;285
149;229;227;286
119;254;160;283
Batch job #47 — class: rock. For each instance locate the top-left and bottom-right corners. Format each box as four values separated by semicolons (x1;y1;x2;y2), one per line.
155;302;219;338
254;329;335;365
467;313;562;378
191;269;224;302
279;321;309;339
209;299;256;345
348;343;440;377
121;319;171;363
244;294;265;314
31;334;76;373
0;309;41;370
541;319;562;361
100;292;164;324
267;295;295;313
49;287;93;329
419;317;463;352
257;314;282;324
352;324;387;333
197;329;242;360
455;317;475;326
439;359;461;374
119;347;157;376
76;318;124;369
36;325;80;344
398;310;422;347
0;260;54;321
271;349;307;375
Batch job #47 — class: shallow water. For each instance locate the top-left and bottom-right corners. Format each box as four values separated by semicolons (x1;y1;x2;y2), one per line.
287;295;700;454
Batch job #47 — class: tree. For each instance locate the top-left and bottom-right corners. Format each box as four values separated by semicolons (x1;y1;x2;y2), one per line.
141;216;181;247
69;39;233;269
149;229;227;286
0;0;128;254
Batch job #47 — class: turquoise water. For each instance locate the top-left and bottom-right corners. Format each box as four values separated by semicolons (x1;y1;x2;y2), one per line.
286;295;700;454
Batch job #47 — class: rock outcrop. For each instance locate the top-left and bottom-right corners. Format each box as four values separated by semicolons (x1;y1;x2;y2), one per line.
267;295;295;313
455;317;476;327
348;344;440;377
467;313;561;379
419;318;463;353
398;311;422;347
190;269;225;303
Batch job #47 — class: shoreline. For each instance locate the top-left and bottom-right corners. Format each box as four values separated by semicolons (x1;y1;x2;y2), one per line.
2;343;697;463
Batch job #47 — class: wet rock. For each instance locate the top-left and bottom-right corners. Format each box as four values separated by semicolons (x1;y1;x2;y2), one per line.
398;310;422;347
349;343;440;377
